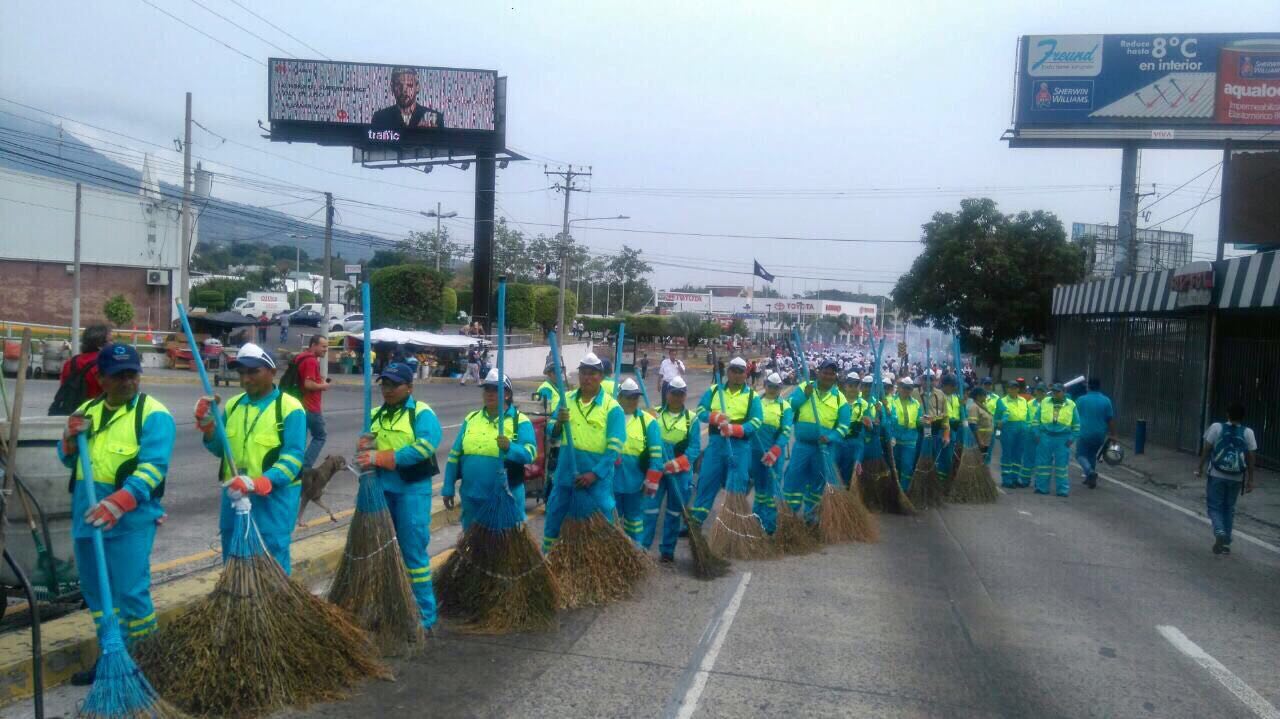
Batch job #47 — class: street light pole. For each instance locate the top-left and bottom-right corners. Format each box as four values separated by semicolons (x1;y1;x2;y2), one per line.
288;233;308;309
420;205;458;272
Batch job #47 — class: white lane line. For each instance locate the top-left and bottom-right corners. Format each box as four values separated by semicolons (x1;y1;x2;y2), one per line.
996;486;1007;495
1157;625;1280;719
1098;472;1280;556
674;572;752;719
1017;510;1032;516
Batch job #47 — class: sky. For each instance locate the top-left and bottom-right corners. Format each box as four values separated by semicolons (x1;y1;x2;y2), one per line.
2;1;1277;297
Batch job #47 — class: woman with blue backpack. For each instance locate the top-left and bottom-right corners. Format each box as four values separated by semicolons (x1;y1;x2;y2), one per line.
1195;403;1258;555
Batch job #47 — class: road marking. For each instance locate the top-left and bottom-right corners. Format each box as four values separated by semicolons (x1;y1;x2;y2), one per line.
1098;472;1280;556
670;572;752;719
1017;510;1031;516
996;486;1007;495
1157;625;1280;719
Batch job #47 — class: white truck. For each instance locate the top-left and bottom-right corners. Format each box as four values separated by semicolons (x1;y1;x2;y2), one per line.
233;292;291;318
298;302;346;323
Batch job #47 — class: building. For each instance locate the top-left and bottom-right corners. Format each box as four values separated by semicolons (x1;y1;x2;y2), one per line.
0;158;205;330
1072;222;1193;279
1048;251;1280;467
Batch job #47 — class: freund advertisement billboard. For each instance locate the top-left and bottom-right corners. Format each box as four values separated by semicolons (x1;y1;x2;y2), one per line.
1015;33;1280;130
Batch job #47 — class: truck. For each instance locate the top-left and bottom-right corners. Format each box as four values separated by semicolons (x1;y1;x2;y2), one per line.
298;302;346;323
233;292;291;317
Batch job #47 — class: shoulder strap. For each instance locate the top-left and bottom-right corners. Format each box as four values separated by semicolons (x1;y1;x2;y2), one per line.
134;393;148;440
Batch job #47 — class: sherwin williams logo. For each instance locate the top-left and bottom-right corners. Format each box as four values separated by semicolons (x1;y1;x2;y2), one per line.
1028;35;1104;77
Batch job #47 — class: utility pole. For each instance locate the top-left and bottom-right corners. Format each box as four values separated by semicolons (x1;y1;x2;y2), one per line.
320;192;333;378
422;202;458;271
545;165;591;339
71;182;82;352
178;92;193;307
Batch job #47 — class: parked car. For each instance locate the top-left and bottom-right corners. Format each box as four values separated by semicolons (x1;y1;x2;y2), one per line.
331;313;365;333
285;309;323;327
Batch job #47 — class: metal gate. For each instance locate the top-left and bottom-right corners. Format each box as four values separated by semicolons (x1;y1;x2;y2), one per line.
1211;313;1280;468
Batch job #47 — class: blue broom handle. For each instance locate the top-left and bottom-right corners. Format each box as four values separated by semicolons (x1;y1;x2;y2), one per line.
546;331;577;477
176;300;239;477
612;323;626;399
952;336;969;446
497;278;507;437
361;282;372;433
76;433;120;638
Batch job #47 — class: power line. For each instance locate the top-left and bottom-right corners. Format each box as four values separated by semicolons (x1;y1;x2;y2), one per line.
1138;162;1222;214
181;0;295;57
136;0;265;66
467;215;919;244
224;0;330;59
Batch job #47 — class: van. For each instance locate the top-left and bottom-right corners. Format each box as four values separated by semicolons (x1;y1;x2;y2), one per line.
237;299;291;318
299;303;346;323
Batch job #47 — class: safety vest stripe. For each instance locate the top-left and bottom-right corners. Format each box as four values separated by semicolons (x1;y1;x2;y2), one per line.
128;612;157;627
409;438;436;458
134;463;162;488
275;454;303;481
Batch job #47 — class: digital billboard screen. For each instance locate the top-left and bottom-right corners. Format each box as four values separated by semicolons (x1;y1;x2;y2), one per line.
1014;33;1280;131
268;59;497;146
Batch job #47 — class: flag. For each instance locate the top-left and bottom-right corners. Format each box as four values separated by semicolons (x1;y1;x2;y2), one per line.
753;260;775;282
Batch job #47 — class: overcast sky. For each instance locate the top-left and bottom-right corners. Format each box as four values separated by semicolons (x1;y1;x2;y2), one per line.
3;1;1276;295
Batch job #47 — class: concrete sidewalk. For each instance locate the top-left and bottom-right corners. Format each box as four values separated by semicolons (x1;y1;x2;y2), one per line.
1096;438;1280;549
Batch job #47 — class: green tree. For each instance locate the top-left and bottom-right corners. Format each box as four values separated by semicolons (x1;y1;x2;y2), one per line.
368;249;412;270
456;289;473;319
533;287;577;335
195;288;226;311
369;264;450;329
103;294;135;326
441;287;458;321
399;227;467;271
502;283;536;328
891;198;1085;367
669;312;706;346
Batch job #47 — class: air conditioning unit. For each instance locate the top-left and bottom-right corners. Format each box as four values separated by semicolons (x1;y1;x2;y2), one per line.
146;269;170;286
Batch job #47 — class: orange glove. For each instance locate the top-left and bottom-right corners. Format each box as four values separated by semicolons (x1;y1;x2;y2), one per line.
228;475;272;498
62;413;89;455
761;445;782;467
83;489;137;530
708;411;726;429
194;395;218;435
357;450;396;471
643;469;662;497
356;433;376;452
719;423;744;439
663;455;690;474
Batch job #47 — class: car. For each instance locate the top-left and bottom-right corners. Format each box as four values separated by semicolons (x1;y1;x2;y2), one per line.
331;312;365;333
285;309;323;327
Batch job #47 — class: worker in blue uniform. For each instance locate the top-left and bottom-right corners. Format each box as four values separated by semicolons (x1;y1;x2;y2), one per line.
693;357;763;525
195;343;306;573
938;375;962;479
783;359;851;522
614;378;664;546
1023;382;1048;488
59;343;174;685
857;374;885;472
543;352;626;553
835;372;864;488
751;372;794;534
994;380;1030;488
642;376;701;562
1074;378;1115;489
442;369;537;531
355;361;443;630
886;376;923;492
1030;382;1080;497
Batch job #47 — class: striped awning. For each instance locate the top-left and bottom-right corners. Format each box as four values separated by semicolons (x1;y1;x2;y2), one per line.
1217;250;1280;310
1052;270;1179;316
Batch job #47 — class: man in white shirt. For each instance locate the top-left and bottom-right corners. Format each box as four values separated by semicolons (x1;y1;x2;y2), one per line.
1195;402;1258;555
658;348;686;405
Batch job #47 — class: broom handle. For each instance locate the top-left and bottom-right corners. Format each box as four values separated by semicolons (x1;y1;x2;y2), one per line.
362;281;372;433
547;331;577;477
497;277;507;440
612;322;626;399
76;433;124;645
952;336;968;447
177;300;240;478
710;346;736;469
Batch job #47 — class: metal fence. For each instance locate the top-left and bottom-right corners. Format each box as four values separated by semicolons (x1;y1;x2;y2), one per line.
1052;314;1209;454
1211;313;1280;468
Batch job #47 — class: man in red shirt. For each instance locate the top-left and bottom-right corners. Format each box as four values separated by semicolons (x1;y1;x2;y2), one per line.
296;335;332;469
55;324;111;407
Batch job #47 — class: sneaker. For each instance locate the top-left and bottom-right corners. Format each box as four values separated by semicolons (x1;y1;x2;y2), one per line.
1084;474;1097;489
70;660;98;686
1213;536;1225;554
659;554;674;564
1221;544;1231;555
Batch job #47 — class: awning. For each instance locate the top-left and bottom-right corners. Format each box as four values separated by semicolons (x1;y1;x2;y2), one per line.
363;328;480;349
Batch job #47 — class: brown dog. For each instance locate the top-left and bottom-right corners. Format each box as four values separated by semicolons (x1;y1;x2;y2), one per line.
296;454;349;527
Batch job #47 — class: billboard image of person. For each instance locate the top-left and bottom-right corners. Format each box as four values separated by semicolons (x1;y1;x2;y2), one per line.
370;67;445;131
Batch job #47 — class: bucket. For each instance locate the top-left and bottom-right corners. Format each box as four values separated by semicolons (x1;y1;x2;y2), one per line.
1216;40;1280;125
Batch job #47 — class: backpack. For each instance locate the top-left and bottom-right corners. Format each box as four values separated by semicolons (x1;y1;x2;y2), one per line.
49;357;93;416
1210;423;1249;476
279;356;304;400
371;403;439;482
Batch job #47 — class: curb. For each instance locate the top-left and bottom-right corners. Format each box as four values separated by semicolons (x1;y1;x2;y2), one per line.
0;505;457;707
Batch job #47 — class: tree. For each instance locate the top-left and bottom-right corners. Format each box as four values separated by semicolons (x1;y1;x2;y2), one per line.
503;283;536;328
369;264;450;329
368;249;412;270
399;228;466;271
441;287;458;321
669;313;706;346
891;198;1086;367
193;277;255;310
533;287;577;335
103;294;135;326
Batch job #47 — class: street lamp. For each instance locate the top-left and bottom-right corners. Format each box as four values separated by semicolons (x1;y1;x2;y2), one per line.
558;215;629;338
420;204;459;271
287;233;308;309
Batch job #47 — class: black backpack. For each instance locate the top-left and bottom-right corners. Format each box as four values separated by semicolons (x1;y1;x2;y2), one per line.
67;394;164;499
49;358;93;416
371;403;440;482
278;356;304;400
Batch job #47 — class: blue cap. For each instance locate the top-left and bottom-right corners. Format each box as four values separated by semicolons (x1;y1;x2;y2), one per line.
97;343;141;376
378;362;415;385
1050;382;1064;392
942;374;957;387
819;358;839;370
981;376;993;384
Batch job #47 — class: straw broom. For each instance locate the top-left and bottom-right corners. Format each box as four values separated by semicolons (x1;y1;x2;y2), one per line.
137;302;388;718
74;435;190;719
705;349;776;560
868;437;915;516
327;282;423;655
944;337;997;505
761;441;819;556
434;277;562;632
543;331;650;608
909;340;947;510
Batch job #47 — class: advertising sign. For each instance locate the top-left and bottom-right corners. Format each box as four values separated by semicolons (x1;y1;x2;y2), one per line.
1170;261;1215;307
268;58;497;146
1015;34;1280;131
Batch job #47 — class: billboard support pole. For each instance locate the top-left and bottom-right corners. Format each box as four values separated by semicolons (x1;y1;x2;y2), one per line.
1216;139;1232;262
1116;143;1139;276
472;150;496;331
320;191;333;379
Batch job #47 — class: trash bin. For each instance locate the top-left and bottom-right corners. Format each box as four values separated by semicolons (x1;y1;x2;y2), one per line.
0;416;80;596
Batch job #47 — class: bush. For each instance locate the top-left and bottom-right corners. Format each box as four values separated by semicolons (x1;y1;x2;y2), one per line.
1001;352;1043;369
441;287;458;321
456;289;473;318
103;294;135;326
533;287;577;334
195;289;225;311
503;283;535;328
369;264;449;329
194;278;255;309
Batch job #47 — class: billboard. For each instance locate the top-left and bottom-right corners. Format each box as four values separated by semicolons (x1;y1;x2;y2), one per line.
1223;150;1280;248
1014;34;1280;140
268;58;498;147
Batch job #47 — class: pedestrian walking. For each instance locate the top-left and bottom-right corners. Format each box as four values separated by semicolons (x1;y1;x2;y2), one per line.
1030;382;1078;497
638;352;650;381
50;323;111;415
1196;403;1257;555
257;312;269;344
461;346;481;385
294;335;331;470
279;310;290;343
658;348;686;405
1074;378;1115;489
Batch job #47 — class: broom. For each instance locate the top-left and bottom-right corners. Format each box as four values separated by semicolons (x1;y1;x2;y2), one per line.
793;327;878;545
945;337;998;504
755;434;818;556
870;342;915;516
637;369;729;579
74;434;189;719
907;338;945;510
434;277;561;632
328;282;424;655
543;331;649;608
705;348;776;560
136;301;389;718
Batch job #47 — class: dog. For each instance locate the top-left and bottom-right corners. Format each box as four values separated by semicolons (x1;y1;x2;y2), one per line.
296;454;349;527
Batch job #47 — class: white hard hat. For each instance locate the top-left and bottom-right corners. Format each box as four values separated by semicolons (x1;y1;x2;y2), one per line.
898;376;915;388
578;352;604;370
728;356;747;369
668;376;688;392
765;372;783;386
618;378;642;397
481;368;512;390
